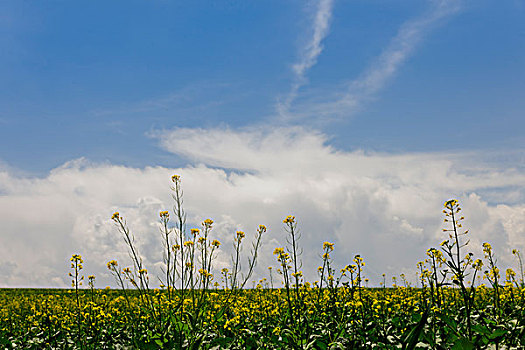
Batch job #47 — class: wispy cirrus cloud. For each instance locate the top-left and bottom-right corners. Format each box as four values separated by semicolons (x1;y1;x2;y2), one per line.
90;81;235;119
287;0;463;121
277;0;335;118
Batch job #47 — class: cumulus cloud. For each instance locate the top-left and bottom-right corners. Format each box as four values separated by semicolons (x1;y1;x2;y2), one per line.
1;126;523;287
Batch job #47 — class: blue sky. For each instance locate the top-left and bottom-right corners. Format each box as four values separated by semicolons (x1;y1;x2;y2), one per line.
2;0;523;173
0;0;524;287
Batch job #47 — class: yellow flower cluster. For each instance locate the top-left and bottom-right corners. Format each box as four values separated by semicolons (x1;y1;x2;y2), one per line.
444;199;458;210
202;218;214;227
353;255;365;267
472;259;483;271
236;231;245;240
323;242;334;252
283;215;295;224
70;254;83;263
273;247;284;255
198;269;213;278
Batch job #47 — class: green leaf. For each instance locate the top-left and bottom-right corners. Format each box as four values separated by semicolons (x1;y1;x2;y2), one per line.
436;313;457;330
452;337;475;350
471;324;490;336
328;341;345;350
281;329;301;350
306;339;327;350
176;321;190;333
210;336;233;347
0;332;11;345
488;329;507;340
402;309;429;350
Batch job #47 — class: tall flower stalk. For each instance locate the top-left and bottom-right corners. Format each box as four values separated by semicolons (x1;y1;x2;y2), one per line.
69;254;84;347
439;199;478;340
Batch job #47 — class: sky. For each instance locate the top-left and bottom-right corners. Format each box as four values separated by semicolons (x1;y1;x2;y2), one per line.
0;0;524;288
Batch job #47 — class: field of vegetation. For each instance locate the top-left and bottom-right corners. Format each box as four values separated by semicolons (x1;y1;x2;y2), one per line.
1;175;524;349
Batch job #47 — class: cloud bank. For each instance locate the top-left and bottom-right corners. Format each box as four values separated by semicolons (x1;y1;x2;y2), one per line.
0;126;523;287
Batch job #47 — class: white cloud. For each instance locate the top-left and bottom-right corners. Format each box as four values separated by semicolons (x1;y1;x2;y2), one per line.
289;0;463;120
0;126;523;287
90;81;233;120
278;0;335;118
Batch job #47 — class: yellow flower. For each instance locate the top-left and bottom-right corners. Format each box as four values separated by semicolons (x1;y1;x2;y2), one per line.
211;239;221;248
444;199;458;209
506;268;516;280
184;241;194;247
273;247;284;255
138;269;147;275
202;218;214;227
258;224;267;232
283;215;295;224
111;212;120;220
236;231;245;240
171;174;180;182
106;260;118;269
71;254;83;263
191;228;200;235
323;242;334;251
159;211;169;218
482;242;492;256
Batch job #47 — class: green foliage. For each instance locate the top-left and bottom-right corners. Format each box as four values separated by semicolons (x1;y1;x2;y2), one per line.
1;284;524;349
